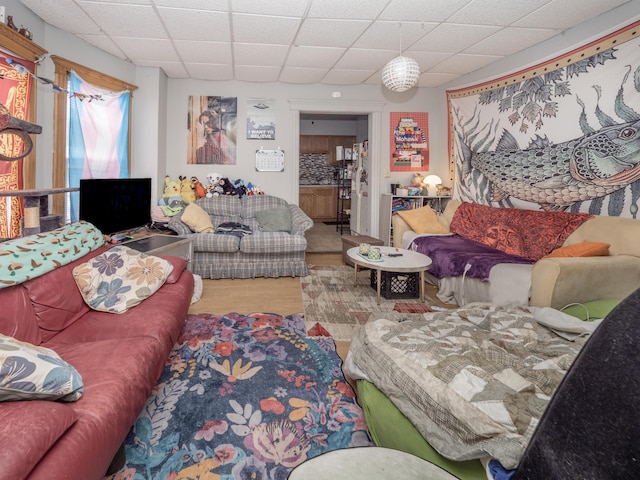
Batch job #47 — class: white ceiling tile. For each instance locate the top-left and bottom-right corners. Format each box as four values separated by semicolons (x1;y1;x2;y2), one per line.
410;23;502;53
295;18;372;48
234;65;281;82
307;0;389;20
136;61;189;78
157;8;230;41
513;0;630;29
230;0;309;16
465;27;560;56
232;14;301;44
154;0;228;11
234;43;290;66
111;37;180;62
77;2;166;38
322;69;374;85
18;0;634;88
285;46;346;68
174;40;232;64
76;34;127;59
353;21;438;50
21;0;102;34
185;63;234;80
379;0;472;22
279;67;329;84
430;53;504;74
447;0;551;26
334;48;398;70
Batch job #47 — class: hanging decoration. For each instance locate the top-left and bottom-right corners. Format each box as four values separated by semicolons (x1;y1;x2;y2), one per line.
1;56;104;102
382;23;420;93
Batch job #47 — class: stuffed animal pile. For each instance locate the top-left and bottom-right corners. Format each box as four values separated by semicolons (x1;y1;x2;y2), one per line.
202;172;264;198
156;174;264;216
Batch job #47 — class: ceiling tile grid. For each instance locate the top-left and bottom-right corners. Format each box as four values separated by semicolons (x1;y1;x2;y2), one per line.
19;0;632;87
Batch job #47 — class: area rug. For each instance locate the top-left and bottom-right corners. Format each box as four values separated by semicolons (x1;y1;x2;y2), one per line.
302;265;436;341
305;223;343;253
105;312;371;480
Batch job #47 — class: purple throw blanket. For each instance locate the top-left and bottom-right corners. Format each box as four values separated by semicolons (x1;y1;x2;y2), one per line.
410;234;534;280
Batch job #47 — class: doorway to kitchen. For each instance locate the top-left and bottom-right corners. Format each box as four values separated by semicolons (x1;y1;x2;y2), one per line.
289;99;385;249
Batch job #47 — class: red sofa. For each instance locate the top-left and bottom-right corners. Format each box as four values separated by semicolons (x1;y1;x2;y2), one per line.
0;233;194;480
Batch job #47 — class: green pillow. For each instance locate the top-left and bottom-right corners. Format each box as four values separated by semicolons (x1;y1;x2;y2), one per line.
561;299;621;321
255;207;292;232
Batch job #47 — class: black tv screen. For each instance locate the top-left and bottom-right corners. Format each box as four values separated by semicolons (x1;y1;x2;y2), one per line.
79;178;152;235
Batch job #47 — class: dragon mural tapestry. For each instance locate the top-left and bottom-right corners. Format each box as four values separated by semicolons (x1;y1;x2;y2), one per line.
447;20;640;218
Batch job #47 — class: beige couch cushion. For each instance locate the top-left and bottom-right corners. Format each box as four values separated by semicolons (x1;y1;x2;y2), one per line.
563;216;640;256
397;206;449;234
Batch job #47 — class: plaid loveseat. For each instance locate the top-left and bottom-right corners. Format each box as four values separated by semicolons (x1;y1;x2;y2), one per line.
168;195;313;279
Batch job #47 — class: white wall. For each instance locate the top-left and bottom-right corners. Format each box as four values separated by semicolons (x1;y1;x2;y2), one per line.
12;0;640;236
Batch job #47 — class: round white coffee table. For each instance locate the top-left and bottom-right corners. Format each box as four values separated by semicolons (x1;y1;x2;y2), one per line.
346;246;432;305
287;446;458;479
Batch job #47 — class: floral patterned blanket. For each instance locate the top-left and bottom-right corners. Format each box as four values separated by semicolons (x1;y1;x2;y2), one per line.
107;312;371;480
348;304;589;469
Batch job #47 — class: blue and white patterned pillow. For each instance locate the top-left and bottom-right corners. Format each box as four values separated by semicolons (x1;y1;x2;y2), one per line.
73;246;174;314
0;334;84;402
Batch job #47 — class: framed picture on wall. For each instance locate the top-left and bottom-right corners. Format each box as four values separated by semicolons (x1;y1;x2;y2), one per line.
187;96;237;165
247;97;275;140
389;112;429;172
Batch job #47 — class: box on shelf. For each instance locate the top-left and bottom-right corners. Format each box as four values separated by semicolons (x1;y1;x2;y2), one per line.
370;270;419;299
342;234;384;266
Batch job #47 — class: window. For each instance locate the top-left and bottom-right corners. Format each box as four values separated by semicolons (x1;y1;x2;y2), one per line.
50;56;137;219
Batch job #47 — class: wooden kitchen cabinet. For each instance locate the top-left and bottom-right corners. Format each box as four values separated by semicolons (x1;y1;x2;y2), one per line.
299;135;355;164
299;186;338;221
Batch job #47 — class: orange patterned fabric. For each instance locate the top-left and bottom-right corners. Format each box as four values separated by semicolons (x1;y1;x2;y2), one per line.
449;202;592;261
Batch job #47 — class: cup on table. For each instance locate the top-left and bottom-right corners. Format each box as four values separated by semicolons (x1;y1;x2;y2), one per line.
368;247;381;260
359;243;370;255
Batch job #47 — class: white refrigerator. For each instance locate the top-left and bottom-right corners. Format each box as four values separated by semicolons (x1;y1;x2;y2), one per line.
350;142;371;235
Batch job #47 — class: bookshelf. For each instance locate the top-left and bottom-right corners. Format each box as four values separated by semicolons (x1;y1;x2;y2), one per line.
379;193;451;246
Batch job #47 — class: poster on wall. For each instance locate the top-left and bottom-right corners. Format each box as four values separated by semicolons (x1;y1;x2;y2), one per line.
389;112;429;172
187;96;237;165
0;52;33;238
447;20;640;218
246;97;276;140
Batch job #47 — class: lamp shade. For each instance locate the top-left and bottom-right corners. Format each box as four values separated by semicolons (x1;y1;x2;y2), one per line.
382;55;420;92
423;175;442;197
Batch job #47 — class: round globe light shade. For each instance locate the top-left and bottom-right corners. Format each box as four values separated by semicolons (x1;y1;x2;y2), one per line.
423;174;443;196
382;56;420;92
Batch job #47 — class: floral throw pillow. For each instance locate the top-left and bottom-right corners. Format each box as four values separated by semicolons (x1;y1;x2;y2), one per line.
73;246;174;314
0;334;84;402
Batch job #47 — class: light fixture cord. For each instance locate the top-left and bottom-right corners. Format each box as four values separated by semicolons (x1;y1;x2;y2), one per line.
399;22;402;54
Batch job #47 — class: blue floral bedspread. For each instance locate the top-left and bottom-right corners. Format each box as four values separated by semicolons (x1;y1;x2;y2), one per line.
108;312;371;480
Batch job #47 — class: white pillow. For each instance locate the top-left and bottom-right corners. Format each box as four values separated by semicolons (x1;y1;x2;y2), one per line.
0;334;84;402
73;246;174;313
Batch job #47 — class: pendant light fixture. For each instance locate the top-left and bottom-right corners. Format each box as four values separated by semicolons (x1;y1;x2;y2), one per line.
382;23;420;92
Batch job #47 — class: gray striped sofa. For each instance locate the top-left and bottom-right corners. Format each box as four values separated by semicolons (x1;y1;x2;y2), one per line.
168;195;313;279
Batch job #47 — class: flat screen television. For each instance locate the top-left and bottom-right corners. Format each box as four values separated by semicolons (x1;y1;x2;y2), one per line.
79;178;152;235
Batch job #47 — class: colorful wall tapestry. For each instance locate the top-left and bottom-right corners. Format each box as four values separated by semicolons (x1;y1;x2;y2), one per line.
0;53;33;238
447;21;640;218
389;112;429;172
187;96;237;165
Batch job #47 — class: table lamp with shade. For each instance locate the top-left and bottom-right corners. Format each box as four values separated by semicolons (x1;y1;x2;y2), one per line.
423;175;442;196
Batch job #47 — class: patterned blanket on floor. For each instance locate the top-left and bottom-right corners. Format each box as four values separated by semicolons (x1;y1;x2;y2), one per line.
348;304;589;469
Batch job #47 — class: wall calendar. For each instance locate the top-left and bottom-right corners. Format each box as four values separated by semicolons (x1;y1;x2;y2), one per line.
255;149;285;171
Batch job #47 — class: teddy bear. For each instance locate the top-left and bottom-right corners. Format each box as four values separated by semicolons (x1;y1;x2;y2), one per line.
179;176;196;204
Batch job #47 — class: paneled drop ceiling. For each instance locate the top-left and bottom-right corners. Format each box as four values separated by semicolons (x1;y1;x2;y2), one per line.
19;0;631;87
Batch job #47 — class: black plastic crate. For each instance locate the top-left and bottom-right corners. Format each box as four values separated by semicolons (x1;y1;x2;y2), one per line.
370;270;419;299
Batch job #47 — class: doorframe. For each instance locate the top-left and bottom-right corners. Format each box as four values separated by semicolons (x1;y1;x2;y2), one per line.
289;99;385;237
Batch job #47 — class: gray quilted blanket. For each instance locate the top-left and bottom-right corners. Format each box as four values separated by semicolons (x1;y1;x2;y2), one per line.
349;304;589;469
